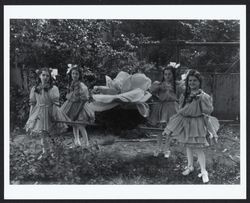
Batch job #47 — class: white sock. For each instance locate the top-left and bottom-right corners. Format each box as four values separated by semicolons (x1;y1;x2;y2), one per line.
196;149;206;173
186;147;194;168
79;126;89;146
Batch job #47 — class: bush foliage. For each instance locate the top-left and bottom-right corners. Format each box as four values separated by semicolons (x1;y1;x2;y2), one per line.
10;19;239;131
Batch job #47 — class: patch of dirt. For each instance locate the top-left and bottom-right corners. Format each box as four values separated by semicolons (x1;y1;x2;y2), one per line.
10;124;240;184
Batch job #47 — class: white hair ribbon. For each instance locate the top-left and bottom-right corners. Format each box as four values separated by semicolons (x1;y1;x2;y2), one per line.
51;68;58;79
66;64;78;74
169;62;180;69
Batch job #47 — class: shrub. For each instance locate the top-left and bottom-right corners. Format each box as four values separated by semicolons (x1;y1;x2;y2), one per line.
10;85;30;131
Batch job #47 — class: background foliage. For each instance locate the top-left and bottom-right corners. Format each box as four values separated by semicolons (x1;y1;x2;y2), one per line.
10;19;239;130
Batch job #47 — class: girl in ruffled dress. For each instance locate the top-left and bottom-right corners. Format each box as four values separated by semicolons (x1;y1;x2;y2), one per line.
148;65;179;158
61;65;94;147
162;69;219;183
25;68;69;154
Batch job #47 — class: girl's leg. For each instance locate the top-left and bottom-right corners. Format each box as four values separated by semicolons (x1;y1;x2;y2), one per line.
196;149;209;183
73;126;81;146
186;147;194;167
163;134;171;158
196;149;206;172
154;133;163;157
160;122;171;158
158;133;164;150
154;123;165;157
182;147;194;175
79;126;89;147
41;131;49;154
37;138;46;160
41;138;45;154
38;135;49;159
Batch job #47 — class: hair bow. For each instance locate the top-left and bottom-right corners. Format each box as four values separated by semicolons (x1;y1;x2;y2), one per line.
35;69;40;74
169;62;180;69
67;64;78;74
51;68;58;79
181;69;191;81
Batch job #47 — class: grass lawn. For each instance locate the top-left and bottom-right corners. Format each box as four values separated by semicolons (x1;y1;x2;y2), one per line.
10;124;240;185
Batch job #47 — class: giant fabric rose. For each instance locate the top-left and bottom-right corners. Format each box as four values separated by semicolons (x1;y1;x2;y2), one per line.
88;71;152;117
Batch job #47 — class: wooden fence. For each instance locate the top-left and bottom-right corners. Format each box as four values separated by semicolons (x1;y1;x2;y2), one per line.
11;66;240;120
146;70;240;120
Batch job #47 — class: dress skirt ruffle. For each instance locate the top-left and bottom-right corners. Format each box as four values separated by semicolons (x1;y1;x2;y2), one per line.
164;91;220;148
166;114;211;148
60;100;94;122
148;101;177;126
25;104;69;135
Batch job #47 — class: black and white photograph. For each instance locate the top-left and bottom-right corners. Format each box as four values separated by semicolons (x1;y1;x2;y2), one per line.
4;5;246;199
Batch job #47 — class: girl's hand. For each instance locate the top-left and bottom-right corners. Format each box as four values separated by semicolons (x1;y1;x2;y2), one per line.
161;84;168;91
92;86;100;94
161;83;172;91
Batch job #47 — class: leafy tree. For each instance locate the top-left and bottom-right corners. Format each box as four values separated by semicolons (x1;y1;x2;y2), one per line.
10;19;156;130
10;19;239;130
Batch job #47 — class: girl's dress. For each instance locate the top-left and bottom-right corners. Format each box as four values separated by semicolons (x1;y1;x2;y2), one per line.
148;81;179;126
60;81;94;123
164;90;219;148
25;85;69;135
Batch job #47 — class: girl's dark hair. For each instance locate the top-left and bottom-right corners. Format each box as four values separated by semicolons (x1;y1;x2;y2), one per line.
34;67;54;93
182;69;202;107
67;66;83;92
161;65;176;93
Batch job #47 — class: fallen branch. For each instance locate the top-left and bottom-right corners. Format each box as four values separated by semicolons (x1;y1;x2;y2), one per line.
228;123;240;126
138;126;164;131
54;120;98;126
115;138;157;142
219;120;235;123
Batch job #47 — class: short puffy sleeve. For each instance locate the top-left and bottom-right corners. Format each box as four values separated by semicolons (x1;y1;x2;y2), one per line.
149;81;161;94
50;85;60;106
29;86;36;106
79;82;89;101
199;91;214;115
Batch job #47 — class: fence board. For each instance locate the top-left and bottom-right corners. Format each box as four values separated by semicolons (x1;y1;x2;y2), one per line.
213;73;240;119
146;71;240;120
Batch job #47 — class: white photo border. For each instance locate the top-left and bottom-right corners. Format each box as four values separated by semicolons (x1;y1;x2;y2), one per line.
4;5;246;199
